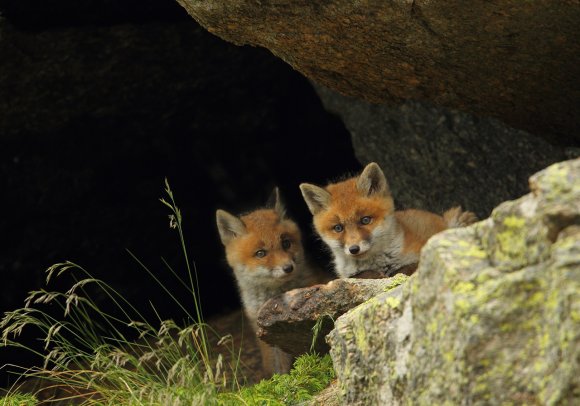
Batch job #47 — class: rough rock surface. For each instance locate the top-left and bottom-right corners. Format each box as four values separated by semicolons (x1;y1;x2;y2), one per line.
176;0;580;141
315;85;569;218
256;276;408;356
327;158;580;405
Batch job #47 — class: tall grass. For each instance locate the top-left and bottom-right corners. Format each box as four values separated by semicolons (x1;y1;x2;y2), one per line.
0;181;336;405
1;180;240;404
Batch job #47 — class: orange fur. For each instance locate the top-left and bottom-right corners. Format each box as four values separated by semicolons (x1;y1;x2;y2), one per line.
226;209;302;272
216;193;328;377
301;162;477;278
396;209;448;255
314;178;394;245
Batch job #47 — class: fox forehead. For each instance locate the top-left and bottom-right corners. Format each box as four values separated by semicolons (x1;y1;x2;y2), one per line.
239;209;301;248
316;179;394;224
225;209;302;268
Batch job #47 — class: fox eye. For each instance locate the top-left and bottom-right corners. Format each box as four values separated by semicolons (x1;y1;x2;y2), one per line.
281;239;291;250
333;224;344;233
255;249;267;258
360;216;372;225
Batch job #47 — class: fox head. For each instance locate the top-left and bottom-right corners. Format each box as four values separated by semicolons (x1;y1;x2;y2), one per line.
300;162;395;262
216;187;305;286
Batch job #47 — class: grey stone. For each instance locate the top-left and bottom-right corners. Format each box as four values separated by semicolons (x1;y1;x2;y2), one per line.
327;158;580;405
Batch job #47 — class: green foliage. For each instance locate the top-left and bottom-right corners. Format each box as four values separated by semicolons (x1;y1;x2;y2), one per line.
0;393;37;406
0;181;240;404
0;180;337;405
310;314;334;353
222;354;335;405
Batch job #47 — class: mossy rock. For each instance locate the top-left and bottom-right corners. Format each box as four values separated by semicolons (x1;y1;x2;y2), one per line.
328;158;580;405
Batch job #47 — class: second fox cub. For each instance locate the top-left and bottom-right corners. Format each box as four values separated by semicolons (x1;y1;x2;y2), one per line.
216;188;324;377
300;162;477;278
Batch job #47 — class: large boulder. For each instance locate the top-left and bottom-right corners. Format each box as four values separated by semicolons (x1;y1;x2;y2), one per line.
327;158;580;405
176;0;580;141
315;85;569;218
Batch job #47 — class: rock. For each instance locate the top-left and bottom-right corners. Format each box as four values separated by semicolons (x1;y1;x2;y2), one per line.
315;85;568;218
256;275;408;356
308;380;340;406
176;0;580;141
327;158;580;405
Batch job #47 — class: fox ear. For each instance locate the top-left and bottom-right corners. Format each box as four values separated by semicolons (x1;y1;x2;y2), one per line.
216;209;246;245
300;183;331;215
356;162;390;197
266;187;286;218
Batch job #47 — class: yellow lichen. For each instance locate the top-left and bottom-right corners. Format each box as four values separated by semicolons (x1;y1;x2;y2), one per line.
463;245;488;259
354;323;368;356
383;273;409;291
527;291;544;306
385;296;401;309
495;216;528;262
454;298;471;313
454;281;475;294
426;319;438;334
503;216;526;228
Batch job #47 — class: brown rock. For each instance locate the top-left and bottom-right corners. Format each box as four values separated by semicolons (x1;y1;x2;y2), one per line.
176;0;580;141
256;276;408;356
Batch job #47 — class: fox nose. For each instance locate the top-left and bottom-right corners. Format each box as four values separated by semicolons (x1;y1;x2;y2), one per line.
282;264;294;274
349;245;360;255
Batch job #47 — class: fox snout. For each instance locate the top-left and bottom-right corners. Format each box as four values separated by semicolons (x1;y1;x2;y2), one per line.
271;262;296;278
343;240;371;257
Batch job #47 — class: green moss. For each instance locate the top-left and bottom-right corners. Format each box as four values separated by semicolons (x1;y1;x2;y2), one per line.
0;393;37;406
227;354;335;405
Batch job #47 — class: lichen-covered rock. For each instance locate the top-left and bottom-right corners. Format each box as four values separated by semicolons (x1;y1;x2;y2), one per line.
176;0;580;141
327;158;580;405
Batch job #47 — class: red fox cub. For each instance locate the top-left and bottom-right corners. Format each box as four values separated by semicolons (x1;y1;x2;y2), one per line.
300;162;477;279
216;188;324;377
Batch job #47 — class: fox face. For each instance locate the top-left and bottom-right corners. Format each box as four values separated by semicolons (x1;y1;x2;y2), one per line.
216;187;306;377
300;163;399;276
313;187;393;258
216;188;305;288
